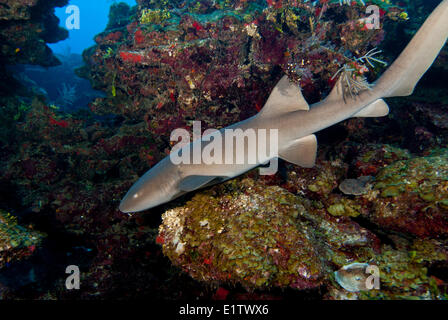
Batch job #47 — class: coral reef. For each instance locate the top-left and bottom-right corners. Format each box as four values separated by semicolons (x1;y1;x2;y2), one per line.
158;171;448;298
0;0;447;301
0;0;68;66
0;209;44;269
0;0;69;98
159;178;327;290
158;176;381;291
0;0;70;149
365;149;448;238
327;238;448;299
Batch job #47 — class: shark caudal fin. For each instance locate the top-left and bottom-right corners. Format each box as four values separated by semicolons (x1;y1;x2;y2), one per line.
376;0;448;98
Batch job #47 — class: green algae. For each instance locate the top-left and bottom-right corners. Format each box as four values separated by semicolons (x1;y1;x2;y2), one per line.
159;178;326;290
140;8;172;25
374;151;448;201
0;209;45;268
327;199;361;217
356;238;448;300
360;145;412;164
380;186;401;197
365;150;448;238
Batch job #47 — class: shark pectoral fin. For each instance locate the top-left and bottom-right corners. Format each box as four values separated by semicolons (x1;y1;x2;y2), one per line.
279;134;317;168
352;99;390;118
178;175;224;192
260;75;309;117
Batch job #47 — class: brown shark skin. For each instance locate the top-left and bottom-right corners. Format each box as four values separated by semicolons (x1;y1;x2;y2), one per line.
119;0;448;213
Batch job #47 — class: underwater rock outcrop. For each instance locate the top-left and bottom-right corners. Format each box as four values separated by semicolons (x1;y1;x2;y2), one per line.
328;237;448;300
158;178;327;290
0;0;68;67
158;177;380;290
0;209;44;269
365;149;448;238
158;171;448;299
0;0;69;108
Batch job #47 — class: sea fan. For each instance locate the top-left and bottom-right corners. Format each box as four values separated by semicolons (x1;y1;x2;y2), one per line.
57;83;77;107
331;47;387;101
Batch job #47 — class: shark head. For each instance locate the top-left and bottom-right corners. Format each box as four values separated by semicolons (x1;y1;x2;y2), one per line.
119;158;183;213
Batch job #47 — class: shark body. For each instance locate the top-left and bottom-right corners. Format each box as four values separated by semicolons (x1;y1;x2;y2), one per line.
120;0;448;213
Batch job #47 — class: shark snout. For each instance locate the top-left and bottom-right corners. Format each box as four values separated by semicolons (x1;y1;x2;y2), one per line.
118;196;135;213
119;158;181;213
119;186;163;213
119;189;143;213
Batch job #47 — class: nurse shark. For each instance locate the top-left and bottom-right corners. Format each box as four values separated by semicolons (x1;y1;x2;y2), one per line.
120;0;448;213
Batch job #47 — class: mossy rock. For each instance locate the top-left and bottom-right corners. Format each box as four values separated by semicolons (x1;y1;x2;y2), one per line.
0;209;45;269
367;151;448;237
158;178;327;290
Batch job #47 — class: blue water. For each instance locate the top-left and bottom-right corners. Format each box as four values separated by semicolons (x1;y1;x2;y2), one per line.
49;0;137;54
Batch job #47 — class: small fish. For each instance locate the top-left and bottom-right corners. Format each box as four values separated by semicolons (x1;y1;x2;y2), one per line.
334;263;370;292
400;12;410;21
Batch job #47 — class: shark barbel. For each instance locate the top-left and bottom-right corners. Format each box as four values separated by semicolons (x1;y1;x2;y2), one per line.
120;0;448;213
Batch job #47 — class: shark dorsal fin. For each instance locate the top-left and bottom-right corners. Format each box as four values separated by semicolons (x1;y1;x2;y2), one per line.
278;134;317;168
260;76;309;117
326;76;344;102
352;99;389;118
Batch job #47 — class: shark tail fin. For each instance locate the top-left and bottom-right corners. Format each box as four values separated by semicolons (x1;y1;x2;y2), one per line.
352;99;389;118
377;0;448;98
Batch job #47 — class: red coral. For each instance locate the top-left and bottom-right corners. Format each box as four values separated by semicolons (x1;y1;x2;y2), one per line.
192;21;204;32
213;287;229;300
156;235;164;244
119;51;143;63
49;117;69;128
134;29;145;45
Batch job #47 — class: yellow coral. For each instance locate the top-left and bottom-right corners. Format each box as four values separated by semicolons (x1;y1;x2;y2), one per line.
140;8;171;25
